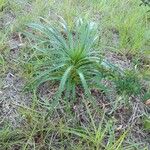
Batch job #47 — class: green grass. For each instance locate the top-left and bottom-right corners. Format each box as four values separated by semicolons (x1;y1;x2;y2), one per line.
99;0;149;54
114;70;142;96
0;100;144;150
0;0;150;149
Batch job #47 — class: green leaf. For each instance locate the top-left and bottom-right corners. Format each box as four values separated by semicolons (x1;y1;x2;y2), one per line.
58;66;73;97
77;70;91;99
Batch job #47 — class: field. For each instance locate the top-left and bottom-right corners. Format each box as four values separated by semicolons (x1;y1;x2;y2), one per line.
0;0;150;149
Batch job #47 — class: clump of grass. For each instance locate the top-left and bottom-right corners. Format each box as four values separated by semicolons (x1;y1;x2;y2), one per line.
114;70;142;96
26;17;114;99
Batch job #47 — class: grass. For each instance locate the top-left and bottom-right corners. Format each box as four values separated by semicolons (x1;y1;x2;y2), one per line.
114;69;143;96
0;99;145;149
0;0;150;150
99;0;149;54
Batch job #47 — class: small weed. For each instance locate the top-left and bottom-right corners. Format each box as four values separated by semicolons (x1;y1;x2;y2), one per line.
26;17;114;99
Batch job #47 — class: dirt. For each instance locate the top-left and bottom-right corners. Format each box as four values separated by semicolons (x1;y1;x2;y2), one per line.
0;11;31;127
0;10;15;28
0;72;32;128
105;51;133;71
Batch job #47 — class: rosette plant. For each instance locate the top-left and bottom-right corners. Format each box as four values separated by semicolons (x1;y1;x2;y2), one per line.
26;17;112;99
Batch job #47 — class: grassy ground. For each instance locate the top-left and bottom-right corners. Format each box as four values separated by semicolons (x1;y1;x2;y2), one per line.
0;0;150;149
